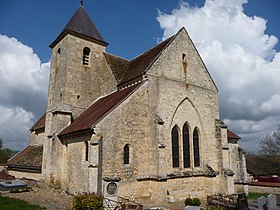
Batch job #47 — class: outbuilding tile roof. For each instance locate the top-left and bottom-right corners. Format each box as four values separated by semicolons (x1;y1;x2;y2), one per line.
59;81;145;137
6;145;43;171
0;172;15;180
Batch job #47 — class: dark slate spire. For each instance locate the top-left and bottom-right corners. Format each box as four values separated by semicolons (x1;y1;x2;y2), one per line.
50;5;108;48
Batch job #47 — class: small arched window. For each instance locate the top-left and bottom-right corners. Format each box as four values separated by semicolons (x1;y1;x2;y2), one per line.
85;141;89;161
172;125;180;168
193;127;200;167
124;144;129;164
83;47;91;66
183;122;190;168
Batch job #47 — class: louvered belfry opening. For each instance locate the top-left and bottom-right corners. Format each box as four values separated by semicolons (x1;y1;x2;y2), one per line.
83;47;90;65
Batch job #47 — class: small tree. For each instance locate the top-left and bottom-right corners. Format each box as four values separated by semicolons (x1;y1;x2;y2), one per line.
257;126;280;175
0;138;13;164
258;126;280;155
0;138;3;150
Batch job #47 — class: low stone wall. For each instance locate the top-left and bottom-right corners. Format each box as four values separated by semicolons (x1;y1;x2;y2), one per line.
8;170;44;181
248;182;280;194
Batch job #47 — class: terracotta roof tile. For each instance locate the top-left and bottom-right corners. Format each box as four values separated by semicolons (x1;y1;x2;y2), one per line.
0;172;15;180
104;35;175;87
118;35;174;87
59;82;145;136
30;113;46;131
227;129;241;139
104;53;130;82
6;146;43;170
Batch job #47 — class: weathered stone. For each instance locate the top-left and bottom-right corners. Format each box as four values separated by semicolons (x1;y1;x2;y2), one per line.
10;5;248;207
267;194;278;210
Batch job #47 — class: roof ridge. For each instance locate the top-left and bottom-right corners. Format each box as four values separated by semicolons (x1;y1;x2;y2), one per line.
118;34;176;87
103;52;129;62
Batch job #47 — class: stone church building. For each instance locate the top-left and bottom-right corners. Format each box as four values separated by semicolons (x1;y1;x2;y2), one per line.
7;4;248;205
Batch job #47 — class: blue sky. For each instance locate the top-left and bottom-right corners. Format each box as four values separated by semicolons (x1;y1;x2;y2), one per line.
0;0;280;152
1;0;279;62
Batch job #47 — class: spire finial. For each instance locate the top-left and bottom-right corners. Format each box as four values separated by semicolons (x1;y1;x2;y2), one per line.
80;0;83;7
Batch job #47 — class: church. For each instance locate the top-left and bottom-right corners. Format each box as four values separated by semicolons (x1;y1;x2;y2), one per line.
6;3;248;205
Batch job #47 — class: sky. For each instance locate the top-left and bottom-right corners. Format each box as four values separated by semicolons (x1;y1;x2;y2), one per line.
0;0;279;152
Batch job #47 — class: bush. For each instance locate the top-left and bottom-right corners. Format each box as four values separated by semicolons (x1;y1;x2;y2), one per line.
72;192;104;210
184;196;201;206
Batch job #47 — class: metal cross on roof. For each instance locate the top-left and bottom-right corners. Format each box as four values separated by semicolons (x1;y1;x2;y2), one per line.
80;0;83;7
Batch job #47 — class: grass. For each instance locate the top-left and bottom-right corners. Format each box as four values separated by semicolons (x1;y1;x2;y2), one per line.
0;195;43;210
247;192;269;200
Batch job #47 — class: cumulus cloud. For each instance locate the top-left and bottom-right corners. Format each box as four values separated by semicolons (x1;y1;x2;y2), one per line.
157;0;280;152
0;35;49;150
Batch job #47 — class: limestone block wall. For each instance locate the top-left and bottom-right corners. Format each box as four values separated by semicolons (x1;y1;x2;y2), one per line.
62;134;92;194
98;83;150;181
145;28;226;196
30;129;45;146
229;143;247;182
249;184;280;194
47;34;117;118
8;170;44;181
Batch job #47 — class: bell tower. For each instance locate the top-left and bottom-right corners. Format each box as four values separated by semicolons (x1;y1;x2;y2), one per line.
42;3;116;185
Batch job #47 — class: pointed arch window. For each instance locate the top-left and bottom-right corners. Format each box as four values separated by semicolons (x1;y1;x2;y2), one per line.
172;126;180;168
83;47;91;66
193;127;200;167
124;144;130;165
183;122;190;168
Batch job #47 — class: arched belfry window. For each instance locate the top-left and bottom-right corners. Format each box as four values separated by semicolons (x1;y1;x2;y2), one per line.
124;144;130;165
172;125;180;168
83;47;91;66
183;122;190;168
193;127;200;167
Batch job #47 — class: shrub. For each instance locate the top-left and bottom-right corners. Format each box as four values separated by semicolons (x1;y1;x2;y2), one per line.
72;192;104;210
184;196;201;206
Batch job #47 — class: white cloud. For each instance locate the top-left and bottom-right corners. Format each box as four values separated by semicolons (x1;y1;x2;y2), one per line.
0;34;49;150
157;0;280;152
0;105;34;150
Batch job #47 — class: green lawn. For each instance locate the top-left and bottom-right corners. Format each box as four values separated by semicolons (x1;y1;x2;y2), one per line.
0;195;43;210
247;192;269;200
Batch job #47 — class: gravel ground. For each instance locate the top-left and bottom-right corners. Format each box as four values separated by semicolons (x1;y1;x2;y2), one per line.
2;181;73;210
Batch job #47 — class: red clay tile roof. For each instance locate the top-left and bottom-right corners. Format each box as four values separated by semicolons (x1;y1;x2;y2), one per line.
30;113;46;131
104;53;130;82
227;129;241;139
0;172;15;180
249;181;280;187
118;35;175;87
6;146;43;170
104;35;175;87
59;82;145;137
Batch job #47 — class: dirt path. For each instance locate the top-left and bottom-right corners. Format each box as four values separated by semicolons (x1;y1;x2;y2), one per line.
2;181;73;210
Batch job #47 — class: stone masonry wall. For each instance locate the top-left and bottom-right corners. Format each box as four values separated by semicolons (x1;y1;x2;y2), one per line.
47;34;117;118
43;33;117;187
146;28;227;197
30;129;45;146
